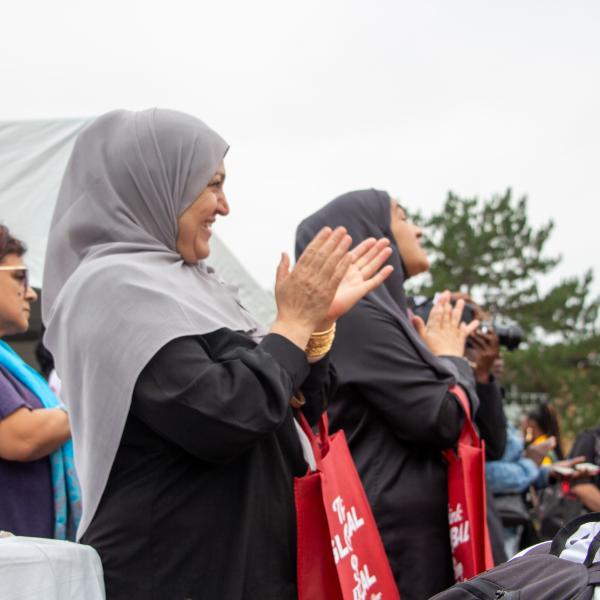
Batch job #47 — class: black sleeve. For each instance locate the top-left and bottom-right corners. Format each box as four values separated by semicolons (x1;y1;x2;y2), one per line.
570;430;597;462
131;331;326;463
298;356;337;426
474;379;507;461
335;302;476;449
438;354;480;418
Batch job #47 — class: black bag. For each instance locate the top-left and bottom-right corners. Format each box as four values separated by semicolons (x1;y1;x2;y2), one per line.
494;493;531;527
539;480;586;539
429;512;600;599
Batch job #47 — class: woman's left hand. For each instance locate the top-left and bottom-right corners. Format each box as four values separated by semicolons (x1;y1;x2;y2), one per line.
315;238;393;330
412;291;480;357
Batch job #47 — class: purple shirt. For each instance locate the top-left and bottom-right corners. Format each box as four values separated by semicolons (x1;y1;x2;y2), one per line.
0;364;54;537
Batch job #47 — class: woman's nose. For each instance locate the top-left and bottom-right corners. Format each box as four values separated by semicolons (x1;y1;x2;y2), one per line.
25;286;38;302
217;193;230;216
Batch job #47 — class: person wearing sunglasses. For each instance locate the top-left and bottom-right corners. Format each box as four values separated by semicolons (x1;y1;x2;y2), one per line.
0;225;80;539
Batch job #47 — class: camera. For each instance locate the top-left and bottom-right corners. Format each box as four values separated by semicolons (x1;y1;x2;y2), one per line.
408;296;524;351
479;318;524;351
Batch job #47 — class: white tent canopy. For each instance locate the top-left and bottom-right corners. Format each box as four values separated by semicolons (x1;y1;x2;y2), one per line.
0;118;276;325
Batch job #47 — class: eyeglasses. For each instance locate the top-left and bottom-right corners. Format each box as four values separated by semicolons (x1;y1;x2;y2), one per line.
0;266;29;293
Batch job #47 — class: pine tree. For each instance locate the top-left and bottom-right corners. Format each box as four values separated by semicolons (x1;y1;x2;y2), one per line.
407;189;599;437
409;189;599;342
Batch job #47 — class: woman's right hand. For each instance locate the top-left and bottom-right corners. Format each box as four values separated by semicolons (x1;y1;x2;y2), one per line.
411;290;479;357
271;227;353;350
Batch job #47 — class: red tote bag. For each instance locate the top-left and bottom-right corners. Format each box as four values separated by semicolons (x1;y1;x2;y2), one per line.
294;413;400;600
443;385;494;582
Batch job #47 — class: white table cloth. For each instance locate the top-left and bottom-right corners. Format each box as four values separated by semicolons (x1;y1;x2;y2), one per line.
0;536;105;600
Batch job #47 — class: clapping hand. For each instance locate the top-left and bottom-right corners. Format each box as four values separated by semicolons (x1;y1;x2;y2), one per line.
412;291;480;357
271;227;393;350
318;237;393;329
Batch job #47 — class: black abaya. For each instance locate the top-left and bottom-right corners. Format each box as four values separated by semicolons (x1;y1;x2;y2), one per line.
82;329;334;600
328;299;477;600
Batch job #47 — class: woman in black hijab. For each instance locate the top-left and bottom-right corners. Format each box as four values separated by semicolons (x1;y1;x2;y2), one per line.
296;189;480;600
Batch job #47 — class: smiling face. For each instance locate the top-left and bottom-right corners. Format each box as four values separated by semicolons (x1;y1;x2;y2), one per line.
176;162;229;264
0;253;38;337
389;199;429;278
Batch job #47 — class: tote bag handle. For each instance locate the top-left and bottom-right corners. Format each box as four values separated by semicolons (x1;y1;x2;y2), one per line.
297;411;331;462
449;385;481;449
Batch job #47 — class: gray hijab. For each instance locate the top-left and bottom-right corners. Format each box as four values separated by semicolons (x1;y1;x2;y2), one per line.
42;109;264;538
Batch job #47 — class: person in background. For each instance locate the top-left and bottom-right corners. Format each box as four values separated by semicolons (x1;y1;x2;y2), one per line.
487;420;585;555
523;402;565;463
488;427;581;494
444;296;507;459
0;225;80;539
296;190;480;600
463;313;507;462
461;314;509;565
569;424;600;512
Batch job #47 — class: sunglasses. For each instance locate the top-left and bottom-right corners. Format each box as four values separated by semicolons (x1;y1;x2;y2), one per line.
0;266;29;293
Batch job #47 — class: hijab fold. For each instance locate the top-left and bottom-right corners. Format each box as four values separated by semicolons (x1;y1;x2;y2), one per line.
42;109;264;538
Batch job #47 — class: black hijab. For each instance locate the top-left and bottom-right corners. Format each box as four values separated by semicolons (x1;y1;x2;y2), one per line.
295;189;457;380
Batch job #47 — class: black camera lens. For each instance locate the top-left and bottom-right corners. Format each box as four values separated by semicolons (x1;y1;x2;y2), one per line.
493;322;524;351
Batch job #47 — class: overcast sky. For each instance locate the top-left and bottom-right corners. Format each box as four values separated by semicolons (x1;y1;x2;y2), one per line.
2;0;599;299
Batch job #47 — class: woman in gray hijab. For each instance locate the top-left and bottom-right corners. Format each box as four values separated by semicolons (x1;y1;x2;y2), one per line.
41;110;393;600
296;190;480;600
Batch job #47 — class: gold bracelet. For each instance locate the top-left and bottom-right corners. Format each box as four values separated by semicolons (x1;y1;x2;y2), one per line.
309;324;336;339
306;323;336;359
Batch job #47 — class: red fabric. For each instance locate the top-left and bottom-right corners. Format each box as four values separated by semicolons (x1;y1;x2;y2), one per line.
295;413;400;600
443;385;494;582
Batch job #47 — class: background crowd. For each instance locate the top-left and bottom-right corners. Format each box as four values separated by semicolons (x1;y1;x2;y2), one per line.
0;108;598;600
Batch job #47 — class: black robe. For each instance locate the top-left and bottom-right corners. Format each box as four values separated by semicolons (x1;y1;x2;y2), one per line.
329;299;477;600
475;380;507;463
81;329;334;600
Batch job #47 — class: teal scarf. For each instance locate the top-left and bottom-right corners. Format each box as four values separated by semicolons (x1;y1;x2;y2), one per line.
0;340;81;539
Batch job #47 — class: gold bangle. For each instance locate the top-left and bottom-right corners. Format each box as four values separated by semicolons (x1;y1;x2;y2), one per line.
309;324;336;339
306;323;336;358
